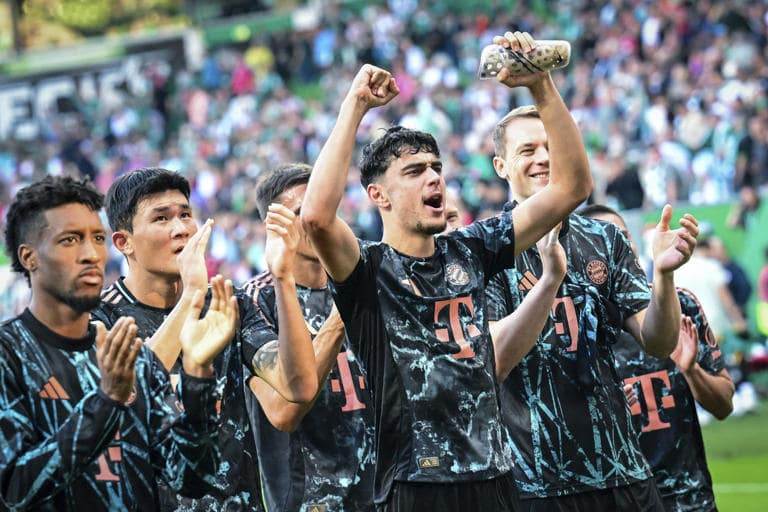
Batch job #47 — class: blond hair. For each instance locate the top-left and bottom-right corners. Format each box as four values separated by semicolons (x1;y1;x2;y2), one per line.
492;105;540;158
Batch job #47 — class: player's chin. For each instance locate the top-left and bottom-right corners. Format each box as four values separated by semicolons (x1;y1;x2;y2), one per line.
419;220;447;236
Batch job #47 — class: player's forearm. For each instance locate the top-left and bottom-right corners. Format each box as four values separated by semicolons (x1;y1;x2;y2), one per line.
146;290;196;371
1;391;123;508
154;371;220;494
250;313;345;432
492;275;560;380
529;75;592;205
302;98;368;232
681;366;734;420
642;270;681;358
273;277;318;403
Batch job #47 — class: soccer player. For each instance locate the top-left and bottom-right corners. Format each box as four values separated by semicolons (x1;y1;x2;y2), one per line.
94;168;318;511
0;176;235;510
301;30;593;511
486;103;699;508
242;163;375;511
580;204;734;512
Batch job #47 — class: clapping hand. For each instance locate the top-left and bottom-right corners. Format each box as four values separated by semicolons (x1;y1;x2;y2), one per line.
180;275;238;377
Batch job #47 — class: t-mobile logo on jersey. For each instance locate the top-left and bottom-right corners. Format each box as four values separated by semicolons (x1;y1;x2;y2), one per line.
95;431;122;481
624;370;676;432
330;352;366;412
434;297;480;359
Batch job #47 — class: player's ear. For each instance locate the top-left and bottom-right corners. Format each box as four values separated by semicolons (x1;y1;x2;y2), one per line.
18;244;38;273
112;230;133;256
493;155;509;180
367;183;390;209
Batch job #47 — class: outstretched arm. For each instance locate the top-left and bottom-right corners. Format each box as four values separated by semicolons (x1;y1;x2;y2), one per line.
301;65;399;282
492;227;566;380
249;308;346;432
491;32;592;254
625;205;698;357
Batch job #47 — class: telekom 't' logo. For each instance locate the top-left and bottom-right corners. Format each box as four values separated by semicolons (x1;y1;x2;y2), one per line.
624;370;676;432
434;297;480;359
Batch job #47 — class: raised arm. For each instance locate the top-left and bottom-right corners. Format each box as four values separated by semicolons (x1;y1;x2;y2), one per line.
491;227;566;380
625;205;698;357
249;307;346;432
146;219;213;370
492;32;592;254
248;205;318;403
301;65;399;282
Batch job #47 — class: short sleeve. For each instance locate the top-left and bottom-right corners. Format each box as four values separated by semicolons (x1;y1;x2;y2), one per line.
485;271;515;322
606;222;651;319
446;208;516;281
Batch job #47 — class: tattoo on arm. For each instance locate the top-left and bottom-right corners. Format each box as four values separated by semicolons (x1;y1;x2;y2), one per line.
252;341;279;375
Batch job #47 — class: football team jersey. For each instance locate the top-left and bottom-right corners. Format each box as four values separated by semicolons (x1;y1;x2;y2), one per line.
94;278;275;511
331;211;517;504
0;309;220;510
242;272;375;512
486;208;653;498
614;288;723;511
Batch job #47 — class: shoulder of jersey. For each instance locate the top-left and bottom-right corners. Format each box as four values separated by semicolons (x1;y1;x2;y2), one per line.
100;282;126;306
242;271;274;297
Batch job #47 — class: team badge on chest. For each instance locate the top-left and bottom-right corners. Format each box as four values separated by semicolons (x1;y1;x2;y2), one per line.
446;263;470;286
586;259;608;285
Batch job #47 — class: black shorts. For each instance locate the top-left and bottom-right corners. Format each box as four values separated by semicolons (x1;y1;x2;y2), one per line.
519;479;664;512
377;472;520;512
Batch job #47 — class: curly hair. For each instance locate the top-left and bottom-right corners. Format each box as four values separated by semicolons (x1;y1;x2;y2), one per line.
359;126;440;188
105;167;190;232
4;176;103;279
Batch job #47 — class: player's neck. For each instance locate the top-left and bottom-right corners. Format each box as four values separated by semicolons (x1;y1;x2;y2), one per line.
123;270;182;309
293;255;327;289
382;226;436;258
28;294;91;339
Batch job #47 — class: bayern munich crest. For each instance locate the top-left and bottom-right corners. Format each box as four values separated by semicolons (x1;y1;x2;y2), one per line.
446;263;470;286
586;259;608;285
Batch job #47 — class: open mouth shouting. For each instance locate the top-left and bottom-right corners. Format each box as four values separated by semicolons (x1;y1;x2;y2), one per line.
423;191;444;213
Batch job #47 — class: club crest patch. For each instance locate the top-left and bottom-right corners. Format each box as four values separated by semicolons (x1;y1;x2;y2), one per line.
446;264;470;286
586;259;608;285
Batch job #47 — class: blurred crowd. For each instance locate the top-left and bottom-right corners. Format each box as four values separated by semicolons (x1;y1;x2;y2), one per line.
1;0;768;319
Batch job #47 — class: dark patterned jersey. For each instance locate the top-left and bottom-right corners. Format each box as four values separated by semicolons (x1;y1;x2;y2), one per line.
93;278;276;511
331;211;517;504
242;271;375;512
486;209;653;498
0;309;220;511
614;288;724;511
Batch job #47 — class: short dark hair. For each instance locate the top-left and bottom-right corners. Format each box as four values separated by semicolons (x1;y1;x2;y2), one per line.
255;163;312;219
105;168;190;232
359;126;440;188
492;105;540;159
4;176;103;279
577;204;621;219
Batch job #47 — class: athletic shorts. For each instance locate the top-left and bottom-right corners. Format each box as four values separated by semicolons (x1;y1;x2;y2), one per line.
376;472;520;512
519;478;664;512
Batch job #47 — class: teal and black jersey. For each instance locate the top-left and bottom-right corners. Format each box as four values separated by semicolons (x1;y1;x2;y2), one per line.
0;309;220;510
614;288;724;511
486;207;653;498
243;272;375;512
331;210;517;504
93;278;274;511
